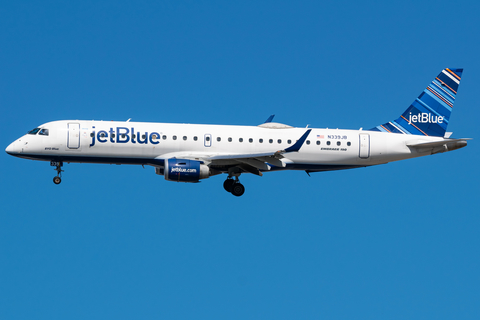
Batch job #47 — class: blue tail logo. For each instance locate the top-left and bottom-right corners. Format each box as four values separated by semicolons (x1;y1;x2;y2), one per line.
370;68;463;137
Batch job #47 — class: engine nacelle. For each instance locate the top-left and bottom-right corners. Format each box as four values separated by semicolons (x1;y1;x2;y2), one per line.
158;159;211;183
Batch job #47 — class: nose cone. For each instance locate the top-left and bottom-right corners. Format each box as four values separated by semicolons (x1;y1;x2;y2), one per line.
6;140;19;155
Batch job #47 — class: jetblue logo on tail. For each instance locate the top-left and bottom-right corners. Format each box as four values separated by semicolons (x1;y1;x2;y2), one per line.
407;112;444;125
369;68;463;136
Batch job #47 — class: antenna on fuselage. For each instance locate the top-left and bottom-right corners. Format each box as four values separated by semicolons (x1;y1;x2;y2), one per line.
127;118;131;122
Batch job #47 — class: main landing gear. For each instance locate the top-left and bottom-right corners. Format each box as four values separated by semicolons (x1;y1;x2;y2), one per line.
224;177;245;197
51;161;63;185
223;168;245;196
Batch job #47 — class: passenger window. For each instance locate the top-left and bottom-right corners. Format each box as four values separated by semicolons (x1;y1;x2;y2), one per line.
206;136;210;142
183;136;187;141
277;139;282;144
132;134;136;139
90;132;94;138
316;141;320;145
100;132;106;138
239;138;243;142
163;135;167;140
151;134;158;139
111;133;115;138
269;139;273;144
327;141;331;145
217;137;221;142
193;136;198;141
228;137;232;142
347;142;351;146
306;140;310;145
173;135;177;140
249;138;253;143
259;138;263;143
337;141;341;146
142;134;146;139
287;139;292;144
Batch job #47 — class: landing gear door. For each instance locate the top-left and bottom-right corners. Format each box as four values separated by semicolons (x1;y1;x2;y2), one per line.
67;123;80;149
359;133;370;159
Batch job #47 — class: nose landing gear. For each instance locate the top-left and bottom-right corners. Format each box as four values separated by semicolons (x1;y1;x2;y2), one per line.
51;161;63;185
53;176;61;184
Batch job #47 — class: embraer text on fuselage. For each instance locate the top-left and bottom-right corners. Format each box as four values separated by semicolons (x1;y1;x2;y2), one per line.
89;126;161;147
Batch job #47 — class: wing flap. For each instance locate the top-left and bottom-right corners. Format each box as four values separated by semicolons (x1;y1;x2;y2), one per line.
256;156;287;168
235;158;271;171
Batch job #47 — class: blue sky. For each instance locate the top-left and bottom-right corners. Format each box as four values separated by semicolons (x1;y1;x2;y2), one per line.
1;1;479;319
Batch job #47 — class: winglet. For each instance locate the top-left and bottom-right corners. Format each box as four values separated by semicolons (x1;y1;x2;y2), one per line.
264;115;275;123
284;129;311;152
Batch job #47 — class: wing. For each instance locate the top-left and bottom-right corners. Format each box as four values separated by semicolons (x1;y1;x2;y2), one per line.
155;129;312;175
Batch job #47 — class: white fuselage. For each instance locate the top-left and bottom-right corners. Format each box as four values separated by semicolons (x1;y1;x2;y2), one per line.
6;120;444;172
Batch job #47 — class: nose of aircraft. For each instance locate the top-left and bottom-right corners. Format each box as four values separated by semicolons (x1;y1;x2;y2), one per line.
5;140;19;155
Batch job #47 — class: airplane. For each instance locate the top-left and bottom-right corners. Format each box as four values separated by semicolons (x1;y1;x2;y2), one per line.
5;68;470;196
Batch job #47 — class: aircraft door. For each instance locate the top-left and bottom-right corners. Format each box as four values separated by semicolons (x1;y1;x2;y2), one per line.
204;134;212;147
359;133;370;159
67;123;80;149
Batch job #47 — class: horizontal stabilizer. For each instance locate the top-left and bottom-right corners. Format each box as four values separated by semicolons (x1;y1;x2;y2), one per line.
407;138;471;148
407;138;470;153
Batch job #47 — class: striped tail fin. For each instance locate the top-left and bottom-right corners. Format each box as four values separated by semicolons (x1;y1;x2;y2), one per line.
370;68;463;137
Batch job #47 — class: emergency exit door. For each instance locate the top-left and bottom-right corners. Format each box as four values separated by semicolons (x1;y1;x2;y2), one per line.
359;133;370;159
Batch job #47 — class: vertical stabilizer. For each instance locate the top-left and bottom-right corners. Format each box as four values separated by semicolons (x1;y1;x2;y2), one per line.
370;68;463;136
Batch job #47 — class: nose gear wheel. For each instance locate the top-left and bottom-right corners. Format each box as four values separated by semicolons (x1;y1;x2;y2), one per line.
51;161;63;185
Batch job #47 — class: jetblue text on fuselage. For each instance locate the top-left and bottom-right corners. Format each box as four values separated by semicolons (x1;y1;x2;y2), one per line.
89;127;161;147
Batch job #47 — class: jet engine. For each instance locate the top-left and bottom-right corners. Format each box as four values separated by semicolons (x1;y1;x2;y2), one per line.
156;159;211;182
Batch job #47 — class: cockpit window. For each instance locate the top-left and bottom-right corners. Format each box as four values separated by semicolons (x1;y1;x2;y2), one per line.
27;128;41;135
39;129;49;136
